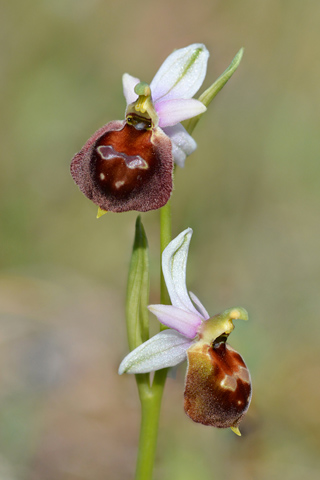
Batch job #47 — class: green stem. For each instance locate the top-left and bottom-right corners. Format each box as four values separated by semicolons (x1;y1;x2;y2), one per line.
134;379;165;480
159;198;172;306
134;199;172;480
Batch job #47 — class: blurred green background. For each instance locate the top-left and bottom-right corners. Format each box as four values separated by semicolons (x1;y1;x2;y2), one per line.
1;0;320;479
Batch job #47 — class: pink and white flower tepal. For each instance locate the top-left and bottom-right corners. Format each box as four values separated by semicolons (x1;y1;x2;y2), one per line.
119;228;252;434
71;44;209;213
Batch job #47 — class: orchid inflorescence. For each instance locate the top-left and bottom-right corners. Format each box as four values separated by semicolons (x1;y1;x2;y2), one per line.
70;42;251;444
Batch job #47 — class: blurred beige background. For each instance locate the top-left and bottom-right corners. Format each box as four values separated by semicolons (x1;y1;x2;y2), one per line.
1;0;320;479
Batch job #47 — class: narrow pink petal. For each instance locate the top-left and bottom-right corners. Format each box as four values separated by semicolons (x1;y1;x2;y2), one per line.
118;330;192;374
163;124;197;167
156;99;206;128
148;304;202;338
189;292;210;320
122;73;140;105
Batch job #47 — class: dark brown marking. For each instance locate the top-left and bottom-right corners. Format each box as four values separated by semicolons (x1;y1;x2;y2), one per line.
92;124;159;200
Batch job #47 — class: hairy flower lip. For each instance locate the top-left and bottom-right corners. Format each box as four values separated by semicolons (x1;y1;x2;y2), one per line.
184;341;252;428
71;120;173;213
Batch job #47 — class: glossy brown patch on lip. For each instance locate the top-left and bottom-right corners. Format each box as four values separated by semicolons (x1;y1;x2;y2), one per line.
184;341;251;428
70;119;173;212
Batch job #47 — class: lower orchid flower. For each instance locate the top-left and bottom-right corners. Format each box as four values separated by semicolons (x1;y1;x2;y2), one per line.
119;228;252;434
71;44;208;213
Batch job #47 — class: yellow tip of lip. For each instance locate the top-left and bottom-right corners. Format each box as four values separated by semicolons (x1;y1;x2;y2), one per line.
230;426;241;436
97;207;108;218
229;307;249;322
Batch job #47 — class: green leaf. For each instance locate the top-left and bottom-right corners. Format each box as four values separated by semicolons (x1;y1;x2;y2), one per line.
184;48;244;135
126;216;150;352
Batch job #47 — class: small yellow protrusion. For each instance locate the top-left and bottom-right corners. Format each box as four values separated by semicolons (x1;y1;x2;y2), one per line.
229;308;248;321
230;426;241;436
126;81;159;127
96;207;108;218
133;82;153;114
230;309;241;319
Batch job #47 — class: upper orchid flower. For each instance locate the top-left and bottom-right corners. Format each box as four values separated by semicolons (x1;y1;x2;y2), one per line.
119;228;252;434
71;44;208;213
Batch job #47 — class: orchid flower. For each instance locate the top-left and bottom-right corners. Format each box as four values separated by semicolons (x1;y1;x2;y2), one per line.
71;44;209;213
123;43;209;168
119;228;252;432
